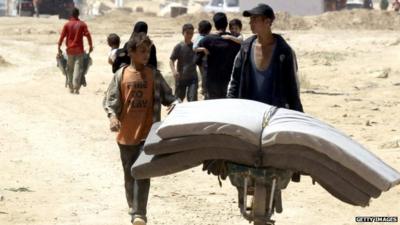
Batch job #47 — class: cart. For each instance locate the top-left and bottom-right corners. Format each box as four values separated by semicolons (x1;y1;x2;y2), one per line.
228;164;293;225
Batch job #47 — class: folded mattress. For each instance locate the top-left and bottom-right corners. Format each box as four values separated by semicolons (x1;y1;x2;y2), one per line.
154;99;400;191
132;146;372;206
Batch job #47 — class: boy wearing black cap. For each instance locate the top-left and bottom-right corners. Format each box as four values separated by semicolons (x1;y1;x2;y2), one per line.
227;3;303;210
227;3;303;112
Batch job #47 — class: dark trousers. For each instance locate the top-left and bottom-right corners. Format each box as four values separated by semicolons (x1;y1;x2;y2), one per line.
175;78;198;102
205;80;228;99
118;143;150;222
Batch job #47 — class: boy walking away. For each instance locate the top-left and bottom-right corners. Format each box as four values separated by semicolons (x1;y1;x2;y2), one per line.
169;23;198;102
222;19;244;44
197;12;241;99
58;7;93;94
107;33;120;66
193;20;212;97
103;33;178;225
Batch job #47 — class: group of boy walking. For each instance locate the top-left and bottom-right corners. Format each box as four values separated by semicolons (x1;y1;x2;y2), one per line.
57;3;303;225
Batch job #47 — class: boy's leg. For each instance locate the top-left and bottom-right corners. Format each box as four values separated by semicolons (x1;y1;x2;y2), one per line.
118;143;139;208
66;55;75;92
205;81;219;99
72;54;84;93
131;144;150;223
132;177;150;222
187;78;198;102
174;79;186;101
118;143;150;223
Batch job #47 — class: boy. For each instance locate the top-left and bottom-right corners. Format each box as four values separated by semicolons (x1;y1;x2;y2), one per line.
58;8;93;94
169;23;198;102
103;33;178;225
222;18;244;44
193;20;212;52
227;4;303;207
197;13;241;99
193;20;212;96
107;33;120;66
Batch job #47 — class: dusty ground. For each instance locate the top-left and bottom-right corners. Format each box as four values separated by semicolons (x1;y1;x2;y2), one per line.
0;9;400;225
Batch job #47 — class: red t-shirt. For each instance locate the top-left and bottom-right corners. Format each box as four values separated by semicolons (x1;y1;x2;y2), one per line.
58;17;93;55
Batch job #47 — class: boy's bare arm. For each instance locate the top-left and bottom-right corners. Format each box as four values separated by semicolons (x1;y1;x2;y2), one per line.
157;70;179;106
169;59;179;79
222;35;242;44
109;115;121;132
57;25;67;54
194;47;209;55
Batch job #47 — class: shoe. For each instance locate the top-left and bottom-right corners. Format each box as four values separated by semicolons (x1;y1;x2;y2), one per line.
132;217;146;225
74;89;80;95
69;88;74;93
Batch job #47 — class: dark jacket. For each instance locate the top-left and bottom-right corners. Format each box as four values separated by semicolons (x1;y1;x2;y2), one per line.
197;33;241;98
227;34;303;112
200;34;240;84
112;44;157;73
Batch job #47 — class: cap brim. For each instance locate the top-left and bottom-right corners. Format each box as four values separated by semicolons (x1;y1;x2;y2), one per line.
243;10;252;17
243;9;263;17
243;10;251;17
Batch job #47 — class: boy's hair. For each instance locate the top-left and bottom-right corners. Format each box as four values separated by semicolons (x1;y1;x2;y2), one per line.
71;7;79;18
126;32;152;52
213;12;228;31
133;21;148;34
107;33;120;47
229;19;242;30
198;20;212;35
182;23;194;33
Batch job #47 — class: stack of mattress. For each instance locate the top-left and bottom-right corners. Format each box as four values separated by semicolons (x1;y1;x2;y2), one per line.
131;99;400;207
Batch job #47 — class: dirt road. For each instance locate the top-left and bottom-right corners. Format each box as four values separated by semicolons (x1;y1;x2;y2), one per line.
0;11;399;225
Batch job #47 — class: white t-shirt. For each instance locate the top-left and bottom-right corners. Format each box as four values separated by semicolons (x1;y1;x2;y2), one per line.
108;48;118;63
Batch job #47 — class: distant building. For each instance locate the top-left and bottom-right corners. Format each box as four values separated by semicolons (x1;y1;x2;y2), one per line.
241;0;342;16
203;0;347;16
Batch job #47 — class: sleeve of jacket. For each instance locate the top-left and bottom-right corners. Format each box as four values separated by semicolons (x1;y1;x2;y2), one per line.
157;70;178;106
284;49;304;112
227;49;244;98
149;45;158;69
103;69;123;118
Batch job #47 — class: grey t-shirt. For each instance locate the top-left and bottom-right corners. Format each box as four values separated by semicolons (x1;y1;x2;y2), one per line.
170;42;198;80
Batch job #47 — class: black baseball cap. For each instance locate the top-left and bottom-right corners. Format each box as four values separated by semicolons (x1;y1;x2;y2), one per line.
243;4;275;21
